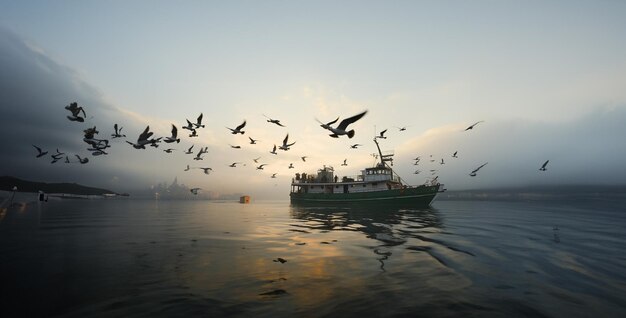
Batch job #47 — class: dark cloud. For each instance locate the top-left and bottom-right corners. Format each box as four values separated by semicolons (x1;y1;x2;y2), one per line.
0;27;152;192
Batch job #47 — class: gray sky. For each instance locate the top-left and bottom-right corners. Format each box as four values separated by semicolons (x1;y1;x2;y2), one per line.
1;1;625;198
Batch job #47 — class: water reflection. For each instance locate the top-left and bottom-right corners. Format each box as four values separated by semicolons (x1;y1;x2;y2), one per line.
289;203;445;271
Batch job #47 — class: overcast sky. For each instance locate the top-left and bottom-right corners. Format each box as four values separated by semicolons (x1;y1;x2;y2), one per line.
1;1;625;198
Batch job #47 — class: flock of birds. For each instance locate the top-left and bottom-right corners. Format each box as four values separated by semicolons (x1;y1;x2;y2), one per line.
32;103;551;195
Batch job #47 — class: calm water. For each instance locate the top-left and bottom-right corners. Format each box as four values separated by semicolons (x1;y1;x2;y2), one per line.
1;197;625;317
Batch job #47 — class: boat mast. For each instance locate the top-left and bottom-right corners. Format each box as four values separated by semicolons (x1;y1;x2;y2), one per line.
373;137;394;168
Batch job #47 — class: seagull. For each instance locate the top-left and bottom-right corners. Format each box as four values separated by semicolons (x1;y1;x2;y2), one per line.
33;145;48;158
464;121;484;131
227;120;246;134
229;162;242;167
301;156;307;162
256;164;267;170
194;147;208;160
396;126;408;132
321;110;368;138
230;144;241;149
341;159;347;166
193;113;205;129
163;148;175;153
271;173;277;178
440;158;445;165
253;157;261;163
184;165;190;171
273;257;287;263
65;156;70;164
414;170;421;174
75;155;89;164
189;129;198;138
376;129;387;139
288;163;294;169
184;145;194;154
65;102;86;122
164;124;181;143
414;156;421;162
470;162;488;177
264;115;285;127
350;144;361;149
249;137;259;144
149;137;162;148
198;167;213;174
111;124;126;138
50;157;61;164
452;151;458;158
413;161;420;166
539;160;549;171
182;119;195;131
279;134;295;151
126;126;154;149
270;145;277;155
190;188;201;195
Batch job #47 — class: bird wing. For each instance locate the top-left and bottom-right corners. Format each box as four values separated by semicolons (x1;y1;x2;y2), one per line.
336;110;367;130
282;134;289;145
171;124;178;138
326;116;340;126
542;160;549;168
236;120;246;131
380;129;387;136
32;145;42;153
197;113;203;124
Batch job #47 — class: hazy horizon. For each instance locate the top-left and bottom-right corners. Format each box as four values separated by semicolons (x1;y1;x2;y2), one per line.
1;1;626;199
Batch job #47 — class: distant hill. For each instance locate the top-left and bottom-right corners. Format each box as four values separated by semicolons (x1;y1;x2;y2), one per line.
0;176;117;196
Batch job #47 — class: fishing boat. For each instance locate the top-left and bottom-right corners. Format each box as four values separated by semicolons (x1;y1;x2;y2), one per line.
290;138;444;206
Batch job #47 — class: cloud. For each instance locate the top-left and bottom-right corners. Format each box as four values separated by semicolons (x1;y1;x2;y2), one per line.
393;107;626;190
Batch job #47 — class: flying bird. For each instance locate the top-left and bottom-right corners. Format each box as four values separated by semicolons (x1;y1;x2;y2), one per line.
229;162;242;167
227;120;246;134
301;156;307;162
279;134;295;151
126;126;154;149
185;145;194;154
65;156;70;164
163;148;175;153
190;188;201;195
271;173;277;178
198;167;213;174
341;159;347;166
440;159;445;165
376;129;388;139
65;102;86;122
350;144;361;149
189;129;198;138
464;121;484;131
249;137;259;144
193;113;205;129
320;110;368;138
539;160;549;171
396;126;408;132
182;119;195;131
256;164;268;170
32;145;48;158
414;170;421;174
253;157;261;163
75;155;89;164
270;145;277;155
264;115;285;127
164;124;181;143
111;124;126;138
470;163;488;177
288;163;294;169
452;151;458;158
230;144;242;149
184;165;190;171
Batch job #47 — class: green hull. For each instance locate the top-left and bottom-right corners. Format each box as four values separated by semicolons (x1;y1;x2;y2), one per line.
290;185;440;206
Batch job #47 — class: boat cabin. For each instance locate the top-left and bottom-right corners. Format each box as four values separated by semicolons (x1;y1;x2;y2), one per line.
291;165;403;195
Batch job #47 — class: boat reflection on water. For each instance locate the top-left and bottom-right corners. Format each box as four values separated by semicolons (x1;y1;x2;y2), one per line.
289;202;445;271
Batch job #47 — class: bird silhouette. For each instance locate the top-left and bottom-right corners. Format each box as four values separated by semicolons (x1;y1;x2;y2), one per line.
318;110;367;138
470;163;488;177
464;121;484;131
227;120;246;134
32;145;48;158
540;160;549;171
